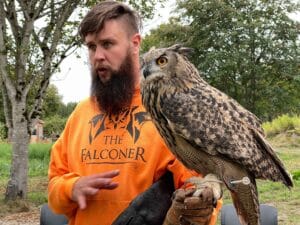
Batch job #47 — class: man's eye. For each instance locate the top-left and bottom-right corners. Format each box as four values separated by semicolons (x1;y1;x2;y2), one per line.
103;42;112;49
87;44;96;51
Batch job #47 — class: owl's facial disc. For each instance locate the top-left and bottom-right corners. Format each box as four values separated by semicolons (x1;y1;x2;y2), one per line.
141;53;169;80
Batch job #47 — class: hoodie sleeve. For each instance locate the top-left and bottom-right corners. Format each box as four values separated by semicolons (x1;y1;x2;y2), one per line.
47;113;80;219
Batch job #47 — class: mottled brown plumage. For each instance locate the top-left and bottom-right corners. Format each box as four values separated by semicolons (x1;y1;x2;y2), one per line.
140;44;293;225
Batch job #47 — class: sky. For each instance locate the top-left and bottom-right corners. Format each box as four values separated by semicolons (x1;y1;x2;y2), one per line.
50;1;176;104
51;2;299;104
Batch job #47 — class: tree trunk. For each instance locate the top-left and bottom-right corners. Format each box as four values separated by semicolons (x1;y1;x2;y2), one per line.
5;101;30;201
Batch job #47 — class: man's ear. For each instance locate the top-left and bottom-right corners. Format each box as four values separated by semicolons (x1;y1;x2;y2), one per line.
131;33;141;54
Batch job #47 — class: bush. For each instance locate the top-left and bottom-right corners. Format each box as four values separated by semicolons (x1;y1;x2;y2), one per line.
43;115;67;138
262;114;300;137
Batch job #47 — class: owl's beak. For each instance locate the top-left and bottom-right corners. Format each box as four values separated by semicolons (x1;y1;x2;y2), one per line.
142;66;151;78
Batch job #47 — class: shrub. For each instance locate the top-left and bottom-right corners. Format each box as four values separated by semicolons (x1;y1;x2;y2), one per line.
43;115;67;138
262;114;300;137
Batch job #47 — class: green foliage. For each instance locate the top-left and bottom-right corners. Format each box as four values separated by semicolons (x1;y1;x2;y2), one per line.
58;102;77;118
41;85;63;118
141;18;191;53
0;122;6;140
292;170;300;181
262;114;300;137
143;0;300;120
43;115;67;138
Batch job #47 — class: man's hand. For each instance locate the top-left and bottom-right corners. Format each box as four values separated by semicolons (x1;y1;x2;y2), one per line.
72;170;120;210
163;174;222;225
164;188;214;225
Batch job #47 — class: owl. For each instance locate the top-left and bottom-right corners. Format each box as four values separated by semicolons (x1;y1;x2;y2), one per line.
140;44;293;225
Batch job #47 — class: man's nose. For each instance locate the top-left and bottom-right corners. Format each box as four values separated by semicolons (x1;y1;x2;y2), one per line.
94;47;105;61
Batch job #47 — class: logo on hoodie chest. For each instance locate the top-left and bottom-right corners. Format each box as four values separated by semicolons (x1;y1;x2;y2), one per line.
81;106;151;164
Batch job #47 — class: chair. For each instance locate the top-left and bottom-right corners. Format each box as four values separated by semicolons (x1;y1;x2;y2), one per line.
221;204;278;225
40;203;68;225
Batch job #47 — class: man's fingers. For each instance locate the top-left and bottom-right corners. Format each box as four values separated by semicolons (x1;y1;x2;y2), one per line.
90;170;120;179
184;196;213;210
180;207;213;217
77;195;87;210
84;186;100;195
173;189;186;202
72;170;120;209
89;177;119;189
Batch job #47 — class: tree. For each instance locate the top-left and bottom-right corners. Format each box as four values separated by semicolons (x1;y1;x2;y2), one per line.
0;0;165;201
143;0;300;120
41;84;63;118
0;0;82;201
43;115;67;139
59;101;77;118
141;17;192;53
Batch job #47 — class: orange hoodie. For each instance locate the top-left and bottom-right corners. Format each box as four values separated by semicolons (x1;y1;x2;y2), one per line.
48;89;221;225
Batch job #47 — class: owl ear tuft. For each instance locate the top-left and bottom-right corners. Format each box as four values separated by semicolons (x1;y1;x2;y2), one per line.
168;44;193;57
149;46;156;52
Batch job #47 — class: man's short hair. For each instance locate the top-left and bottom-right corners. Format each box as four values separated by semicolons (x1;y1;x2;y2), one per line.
78;1;141;41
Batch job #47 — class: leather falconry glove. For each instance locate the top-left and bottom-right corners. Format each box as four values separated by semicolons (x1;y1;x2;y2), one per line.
163;174;222;225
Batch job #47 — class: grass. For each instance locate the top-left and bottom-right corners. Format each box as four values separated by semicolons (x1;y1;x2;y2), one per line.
0;142;52;177
0;141;299;224
0;143;52;217
216;144;300;225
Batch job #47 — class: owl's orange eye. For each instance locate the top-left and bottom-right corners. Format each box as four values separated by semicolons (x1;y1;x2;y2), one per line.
156;56;168;66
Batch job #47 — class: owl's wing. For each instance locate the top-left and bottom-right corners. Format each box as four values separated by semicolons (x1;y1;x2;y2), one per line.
199;83;264;135
159;86;265;171
160;86;293;186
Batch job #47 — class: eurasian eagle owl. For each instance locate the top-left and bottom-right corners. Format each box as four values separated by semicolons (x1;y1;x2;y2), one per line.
140;44;293;225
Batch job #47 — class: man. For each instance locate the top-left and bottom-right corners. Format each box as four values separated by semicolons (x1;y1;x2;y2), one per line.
48;1;222;225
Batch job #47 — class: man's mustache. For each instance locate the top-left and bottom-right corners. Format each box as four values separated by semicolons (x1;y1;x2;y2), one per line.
94;63;110;70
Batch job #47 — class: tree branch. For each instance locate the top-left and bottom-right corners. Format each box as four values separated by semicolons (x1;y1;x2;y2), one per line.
0;1;16;100
4;1;21;44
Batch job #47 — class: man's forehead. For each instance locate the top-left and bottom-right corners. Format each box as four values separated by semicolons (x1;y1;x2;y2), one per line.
85;20;128;43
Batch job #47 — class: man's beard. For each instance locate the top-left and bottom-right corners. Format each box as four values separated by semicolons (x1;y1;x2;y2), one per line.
90;53;136;115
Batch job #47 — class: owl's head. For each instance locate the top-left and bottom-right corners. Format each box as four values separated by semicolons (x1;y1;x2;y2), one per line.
140;44;193;81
